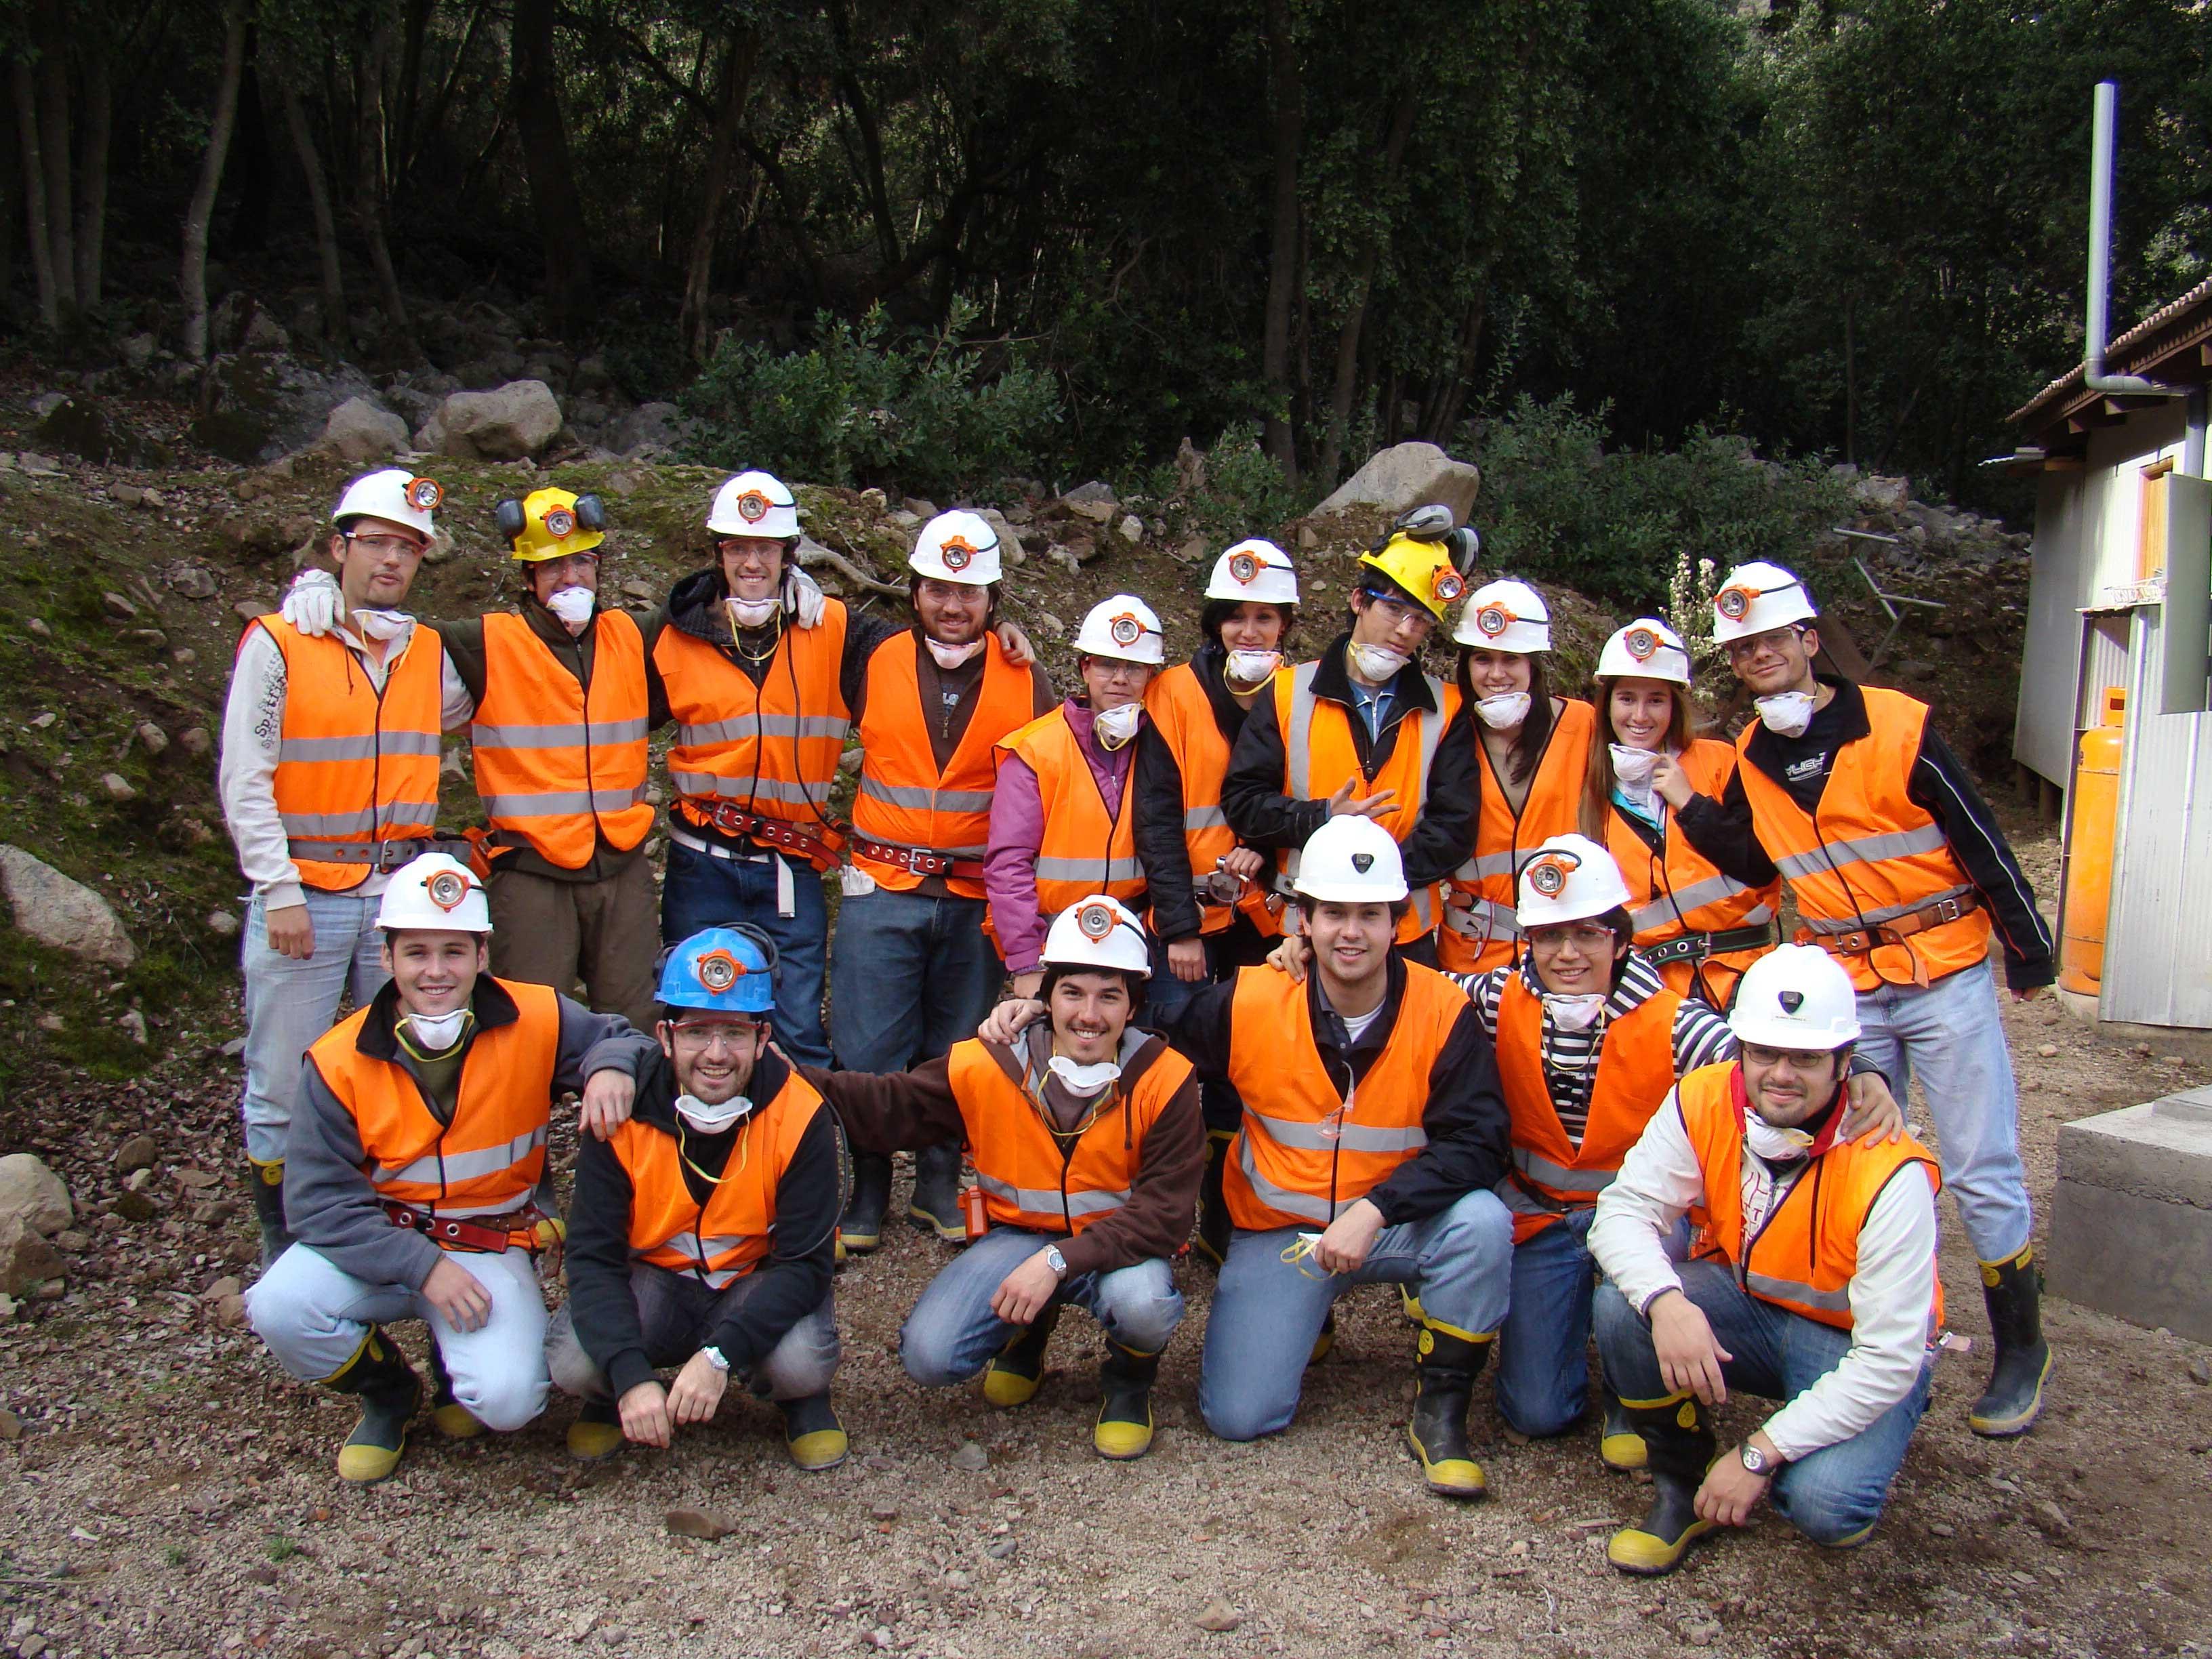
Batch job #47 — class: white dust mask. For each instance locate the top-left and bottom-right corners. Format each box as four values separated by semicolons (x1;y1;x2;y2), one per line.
1541;992;1608;1033
1225;649;1282;686
544;586;596;627
1746;1115;1819;1164
1047;1057;1122;1099
726;594;780;630
926;636;986;670
1347;642;1410;684
1092;703;1143;749
676;1092;755;1134
1755;691;1818;738
404;1008;473;1052
352;608;413;642
1611;744;1660;806
1475;691;1532;731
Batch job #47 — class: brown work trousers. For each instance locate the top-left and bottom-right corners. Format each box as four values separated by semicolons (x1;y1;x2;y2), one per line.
486;856;660;1032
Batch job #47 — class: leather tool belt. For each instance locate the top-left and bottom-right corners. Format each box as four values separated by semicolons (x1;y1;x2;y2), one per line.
1800;891;1980;958
1641;922;1781;968
382;1199;561;1256
847;833;985;882
676;798;842;870
287;836;474;870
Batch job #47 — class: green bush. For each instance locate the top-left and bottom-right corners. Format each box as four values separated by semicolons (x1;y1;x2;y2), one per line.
678;300;1061;499
1126;421;1300;546
1468;394;1851;612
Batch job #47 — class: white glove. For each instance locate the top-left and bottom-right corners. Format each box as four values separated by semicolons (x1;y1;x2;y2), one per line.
280;568;342;636
786;565;827;629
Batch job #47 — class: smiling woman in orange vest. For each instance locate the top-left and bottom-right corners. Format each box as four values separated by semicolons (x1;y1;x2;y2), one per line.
832;512;1054;1254
1589;946;1944;1575
1439;579;1595;973
817;897;1203;1461
1580;618;1780;1008
243;854;654;1486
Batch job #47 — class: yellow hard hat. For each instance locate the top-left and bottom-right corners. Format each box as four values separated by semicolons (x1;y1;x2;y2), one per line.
1356;532;1467;619
500;487;605;562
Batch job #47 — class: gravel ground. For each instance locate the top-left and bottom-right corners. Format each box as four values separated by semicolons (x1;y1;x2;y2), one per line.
2;823;2209;1659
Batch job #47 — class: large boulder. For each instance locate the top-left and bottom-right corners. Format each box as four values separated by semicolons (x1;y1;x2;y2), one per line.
320;397;411;464
0;845;137;968
1313;441;1481;525
35;395;170;467
188;352;377;464
0;1155;71;1237
428;380;563;461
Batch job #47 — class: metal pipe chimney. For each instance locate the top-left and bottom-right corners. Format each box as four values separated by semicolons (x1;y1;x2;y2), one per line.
2087;79;2184;397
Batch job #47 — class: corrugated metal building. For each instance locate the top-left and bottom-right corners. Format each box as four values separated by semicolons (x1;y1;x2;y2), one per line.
2010;281;2212;1028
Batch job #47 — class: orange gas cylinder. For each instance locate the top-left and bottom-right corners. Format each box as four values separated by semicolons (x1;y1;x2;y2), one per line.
2059;688;2126;994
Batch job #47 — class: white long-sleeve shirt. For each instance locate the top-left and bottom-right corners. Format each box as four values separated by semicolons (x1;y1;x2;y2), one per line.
1589;1090;1939;1462
218;619;472;910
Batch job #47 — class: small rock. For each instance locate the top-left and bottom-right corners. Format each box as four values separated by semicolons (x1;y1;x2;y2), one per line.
1929;1521;1955;1538
0;1408;19;1439
26;618;49;638
320;397;411;464
1116;513;1143;544
207;910;241;939
115;1134;159;1172
902;497;939;518
2030;1499;2072;1536
1062;480;1117;508
102;590;140;621
0;846;138;968
943;1570;970;1590
214;1294;247;1326
1681;1618;1722;1647
100;773;136;802
110;1191;157;1223
2036;1043;2058;1058
2188;1356;2211;1386
951;1441;990;1472
664;1507;736;1541
178;726;213;758
869;1500;899;1521
52;1230;87;1252
244;1562;277;1585
135;722;171;756
203;1274;243;1300
1065;498;1117;525
1036;612;1065;636
176;1168;219;1189
162;562;220;601
117;1008;148;1044
0;1213;65;1296
1195;1598;1242;1633
985;1536;1018;1561
0;1153;74;1235
19;451;61;475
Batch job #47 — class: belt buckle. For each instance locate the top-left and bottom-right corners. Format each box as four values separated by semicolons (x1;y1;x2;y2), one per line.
1933;897;1963;924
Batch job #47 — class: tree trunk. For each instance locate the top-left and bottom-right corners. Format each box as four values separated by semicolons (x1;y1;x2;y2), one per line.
679;30;758;365
826;0;901;275
73;46;110;308
11;59;58;328
36;5;76;314
352;18;414;351
1319;87;1417;486
1259;0;1303;485
281;82;349;350
179;0;248;359
509;0;593;333
230;27;276;254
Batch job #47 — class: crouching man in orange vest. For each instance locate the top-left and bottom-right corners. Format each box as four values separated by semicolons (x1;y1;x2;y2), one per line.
823;897;1204;1460
244;854;653;1484
1590;945;1943;1575
548;927;848;1470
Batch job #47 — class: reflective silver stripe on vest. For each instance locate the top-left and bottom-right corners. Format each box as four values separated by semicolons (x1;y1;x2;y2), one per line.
857;777;997;813
479;785;649;818
676;714;851;746
1034;855;1143;882
1235;1131;1337;1224
1452;848;1522;882
668;772;828;806
1627;872;1765;930
1745;1270;1851;1314
974;1172;1129;1217
1511;1144;1614;1194
470;718;650;750
375;1124;548;1187
1185;804;1229;831
281;803;441;837
279;731;442;762
1798;883;1975;935
1773;823;1948;882
407;1195;532;1221
1247;1109;1427;1155
1280;662;1443;884
658;1230;755;1262
1444;895;1520;939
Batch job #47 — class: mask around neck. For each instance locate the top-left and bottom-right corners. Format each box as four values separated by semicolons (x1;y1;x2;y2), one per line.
1225;648;1282;687
726;593;781;630
676;1091;756;1134
1755;691;1818;737
1540;991;1608;1032
351;608;413;642
401;1006;473;1053
1046;1055;1122;1099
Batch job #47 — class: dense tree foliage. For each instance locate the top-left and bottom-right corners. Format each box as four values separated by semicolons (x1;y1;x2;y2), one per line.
3;0;2207;508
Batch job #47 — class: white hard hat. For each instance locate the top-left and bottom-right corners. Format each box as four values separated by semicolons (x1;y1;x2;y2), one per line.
1042;894;1152;978
1711;560;1817;644
1727;943;1861;1050
1292;815;1408;903
332;468;439;537
375;853;493;934
1597;618;1693;686
1073;594;1166;665
1453;579;1551;653
706;470;800;539
1204;539;1300;607
1516;834;1633;928
909;510;1002;586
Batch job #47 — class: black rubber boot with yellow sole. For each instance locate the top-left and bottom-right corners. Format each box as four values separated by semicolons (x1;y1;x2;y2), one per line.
327;1327;422;1486
840;1153;891;1253
1606;1393;1717;1576
1308;1309;1337;1366
908;1143;967;1244
566;1398;623;1461
1194;1131;1234;1267
1094;1343;1159;1460
1404;1323;1492;1498
1599;1389;1647;1471
983;1305;1062;1406
247;1158;293;1269
1969;1247;2052;1437
781;1391;850;1470
427;1343;483;1441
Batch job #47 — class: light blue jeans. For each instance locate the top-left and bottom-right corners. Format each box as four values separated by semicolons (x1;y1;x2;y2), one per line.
898;1225;1184;1385
660;841;831;1069
830;887;1003;1072
1199;1188;1514;1441
1594;1266;1932;1546
239;888;391;1164
1851;957;2032;1263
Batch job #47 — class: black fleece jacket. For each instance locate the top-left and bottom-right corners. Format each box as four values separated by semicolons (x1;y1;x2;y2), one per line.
1135;644;1269;944
1151;954;1512;1225
1673;677;2055;991
562;1044;841;1398
1220;634;1480;890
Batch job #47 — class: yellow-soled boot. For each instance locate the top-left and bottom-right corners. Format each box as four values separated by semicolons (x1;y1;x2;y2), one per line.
1605;1393;1717;1576
1599;1391;1646;1471
426;1343;483;1441
781;1392;849;1471
983;1306;1061;1407
1969;1248;2052;1437
1399;1285;1425;1324
1308;1309;1337;1366
1404;1321;1492;1499
247;1158;293;1269
326;1326;422;1486
566;1399;623;1461
1093;1343;1159;1460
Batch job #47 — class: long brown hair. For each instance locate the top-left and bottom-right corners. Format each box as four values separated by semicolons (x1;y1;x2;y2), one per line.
1457;651;1556;787
1579;676;1697;840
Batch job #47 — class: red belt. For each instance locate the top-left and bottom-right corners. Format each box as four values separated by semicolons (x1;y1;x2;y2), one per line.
848;833;985;881
676;798;844;869
382;1200;560;1256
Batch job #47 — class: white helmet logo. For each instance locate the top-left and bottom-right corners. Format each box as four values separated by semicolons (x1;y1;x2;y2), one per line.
695;949;743;993
1109;614;1143;647
735;491;770;525
425;869;472;912
1351;852;1374;874
1076;902;1117;941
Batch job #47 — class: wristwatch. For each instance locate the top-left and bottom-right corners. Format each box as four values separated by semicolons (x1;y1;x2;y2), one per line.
1044;1246;1069;1278
1739;1440;1782;1477
700;1345;731;1372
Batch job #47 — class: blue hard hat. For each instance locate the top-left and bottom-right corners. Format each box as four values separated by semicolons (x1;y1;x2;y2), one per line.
657;926;777;1015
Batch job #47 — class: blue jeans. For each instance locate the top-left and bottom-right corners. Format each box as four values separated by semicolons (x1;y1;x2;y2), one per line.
660;840;831;1069
1851;958;2032;1263
1495;1206;1689;1437
239;888;391;1164
1199;1188;1513;1441
830;887;1003;1071
1594;1265;1932;1546
544;1267;839;1404
899;1226;1184;1385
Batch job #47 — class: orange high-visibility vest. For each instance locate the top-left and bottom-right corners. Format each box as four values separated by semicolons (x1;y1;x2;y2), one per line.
1607;738;1780;1005
307;978;558;1233
654;601;851;834
1221;963;1465;1229
995;707;1145;916
470;611;653;867
612;1070;825;1288
1272;660;1458;945
1494;974;1681;1242
1145;661;1278;936
1735;687;1989;990
851;634;1033;899
1440;697;1595;972
248;615;445;892
1677;1061;1944;1332
945;1038;1192;1235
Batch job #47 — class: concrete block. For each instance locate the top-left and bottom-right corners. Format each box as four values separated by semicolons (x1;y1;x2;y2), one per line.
2049;1087;2212;1343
